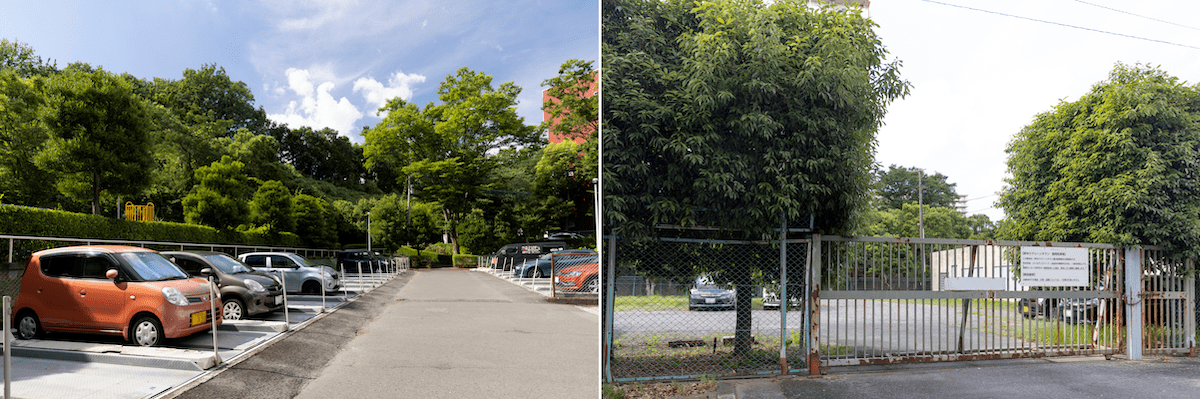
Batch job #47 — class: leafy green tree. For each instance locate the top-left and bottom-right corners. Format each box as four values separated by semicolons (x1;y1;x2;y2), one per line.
292;193;335;247
36;66;154;214
875;165;959;210
183;156;250;229
369;194;443;253
363;67;541;254
272;126;366;185
151;64;266;137
859;203;971;239
249;180;295;233
603;0;908;354
535;140;593;231
999;63;1200;256
541;59;598;142
0;39;57;78
0;69;59;206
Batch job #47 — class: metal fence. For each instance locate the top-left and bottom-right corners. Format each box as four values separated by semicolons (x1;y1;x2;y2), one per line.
605;237;809;381
603;234;1199;382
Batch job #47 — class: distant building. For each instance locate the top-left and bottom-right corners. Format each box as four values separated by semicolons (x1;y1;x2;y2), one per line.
543;70;598;144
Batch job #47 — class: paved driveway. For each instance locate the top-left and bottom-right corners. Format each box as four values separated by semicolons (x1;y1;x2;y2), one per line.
294;268;599;399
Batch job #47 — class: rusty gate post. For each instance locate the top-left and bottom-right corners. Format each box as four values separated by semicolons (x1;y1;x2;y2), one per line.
779;213;788;375
807;233;822;377
1186;259;1196;357
1125;247;1143;360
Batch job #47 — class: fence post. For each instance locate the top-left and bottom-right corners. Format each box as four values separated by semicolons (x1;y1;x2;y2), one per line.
603;233;617;383
779;213;788;375
1125;247;1143;360
1186;259;1196;356
4;296;11;399
807;233;821;377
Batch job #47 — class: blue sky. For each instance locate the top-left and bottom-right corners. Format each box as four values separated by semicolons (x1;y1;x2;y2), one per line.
0;0;599;143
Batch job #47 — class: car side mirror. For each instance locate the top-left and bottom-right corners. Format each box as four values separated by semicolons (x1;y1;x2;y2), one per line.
200;268;220;284
106;269;126;282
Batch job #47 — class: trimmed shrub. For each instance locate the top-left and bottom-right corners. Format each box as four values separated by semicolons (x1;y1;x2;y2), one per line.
0;204;303;247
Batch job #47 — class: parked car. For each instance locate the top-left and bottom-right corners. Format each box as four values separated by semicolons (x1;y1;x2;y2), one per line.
546;231;584;240
13;245;221;346
337;250;384;273
1019;297;1059;318
238;252;342;294
689;276;735;311
163;251;284;320
761;285;802;310
554;260;599;293
513;249;597;278
490;241;567;270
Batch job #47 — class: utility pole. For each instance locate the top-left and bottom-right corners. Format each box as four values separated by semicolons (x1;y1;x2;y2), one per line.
918;170;925;239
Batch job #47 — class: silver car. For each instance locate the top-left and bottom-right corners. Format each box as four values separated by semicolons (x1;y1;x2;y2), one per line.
238;252;342;294
688;276;735;311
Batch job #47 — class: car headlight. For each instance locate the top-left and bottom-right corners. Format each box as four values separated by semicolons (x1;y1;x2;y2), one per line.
162;287;188;306
245;279;266;293
561;270;583;277
323;272;333;281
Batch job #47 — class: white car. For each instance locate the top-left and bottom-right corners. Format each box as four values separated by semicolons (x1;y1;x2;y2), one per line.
238;252;342;294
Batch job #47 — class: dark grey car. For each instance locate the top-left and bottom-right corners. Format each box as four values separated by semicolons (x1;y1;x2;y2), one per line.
164;251;285;320
689;276;736;311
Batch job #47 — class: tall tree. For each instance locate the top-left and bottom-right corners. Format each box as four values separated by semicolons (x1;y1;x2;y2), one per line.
0;69;58;206
541;59;598;142
249;180;295;233
182;156;251;229
603;0;908;354
36;66;154;214
363;67;541;254
875;165;959;210
0;39;57;78
999;63;1200;257
152;64;266;137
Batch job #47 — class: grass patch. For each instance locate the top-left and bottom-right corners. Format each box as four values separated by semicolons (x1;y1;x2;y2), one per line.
615;295;765;311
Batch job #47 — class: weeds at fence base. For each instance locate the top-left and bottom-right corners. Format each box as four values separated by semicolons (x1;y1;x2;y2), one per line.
613;332;849;379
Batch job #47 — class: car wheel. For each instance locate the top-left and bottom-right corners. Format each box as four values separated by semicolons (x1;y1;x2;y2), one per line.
584;277;599;293
131;316;165;347
223;297;245;320
302;280;321;294
16;311;41;340
533;268;544;278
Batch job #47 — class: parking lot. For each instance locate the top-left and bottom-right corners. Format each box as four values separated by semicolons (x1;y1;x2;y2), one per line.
0;270;396;399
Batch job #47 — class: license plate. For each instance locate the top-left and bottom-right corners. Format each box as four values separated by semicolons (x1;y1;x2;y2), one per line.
706;298;716;304
554;277;559;283
275;296;283;306
190;311;207;326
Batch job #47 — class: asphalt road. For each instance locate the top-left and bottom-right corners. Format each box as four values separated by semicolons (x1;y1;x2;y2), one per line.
727;356;1200;399
173;267;599;399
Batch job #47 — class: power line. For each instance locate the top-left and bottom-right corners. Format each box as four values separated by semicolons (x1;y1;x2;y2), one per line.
918;0;1200;50
963;193;998;202
1072;0;1200;32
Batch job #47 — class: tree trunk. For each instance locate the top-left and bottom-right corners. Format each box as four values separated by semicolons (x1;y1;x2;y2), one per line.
442;208;460;255
734;282;755;355
91;170;100;215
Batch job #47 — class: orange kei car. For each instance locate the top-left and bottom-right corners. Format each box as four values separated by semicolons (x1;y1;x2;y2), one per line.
13;245;222;346
554;261;599;293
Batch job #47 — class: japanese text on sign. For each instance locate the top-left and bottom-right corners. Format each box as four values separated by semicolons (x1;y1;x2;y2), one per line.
1020;247;1089;287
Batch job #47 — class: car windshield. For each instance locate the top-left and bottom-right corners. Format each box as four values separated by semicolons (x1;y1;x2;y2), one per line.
203;254;254;274
118;252;190;281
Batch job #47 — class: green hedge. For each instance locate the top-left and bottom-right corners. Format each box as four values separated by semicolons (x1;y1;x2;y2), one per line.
0;204;302;247
452;254;478;268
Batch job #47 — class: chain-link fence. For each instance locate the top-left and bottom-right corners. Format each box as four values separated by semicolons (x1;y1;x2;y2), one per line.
605;237;809;381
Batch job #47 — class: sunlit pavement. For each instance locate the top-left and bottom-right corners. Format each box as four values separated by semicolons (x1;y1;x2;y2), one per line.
0;271;405;399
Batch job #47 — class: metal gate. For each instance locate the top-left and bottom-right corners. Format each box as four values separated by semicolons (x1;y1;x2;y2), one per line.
603;234;1197;382
808;236;1126;370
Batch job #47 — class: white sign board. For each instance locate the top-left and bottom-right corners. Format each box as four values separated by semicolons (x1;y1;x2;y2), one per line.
944;277;1007;291
1020;247;1089;287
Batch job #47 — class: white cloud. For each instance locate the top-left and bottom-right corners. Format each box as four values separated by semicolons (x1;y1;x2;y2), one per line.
276;0;358;31
352;71;427;114
267;68;364;138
